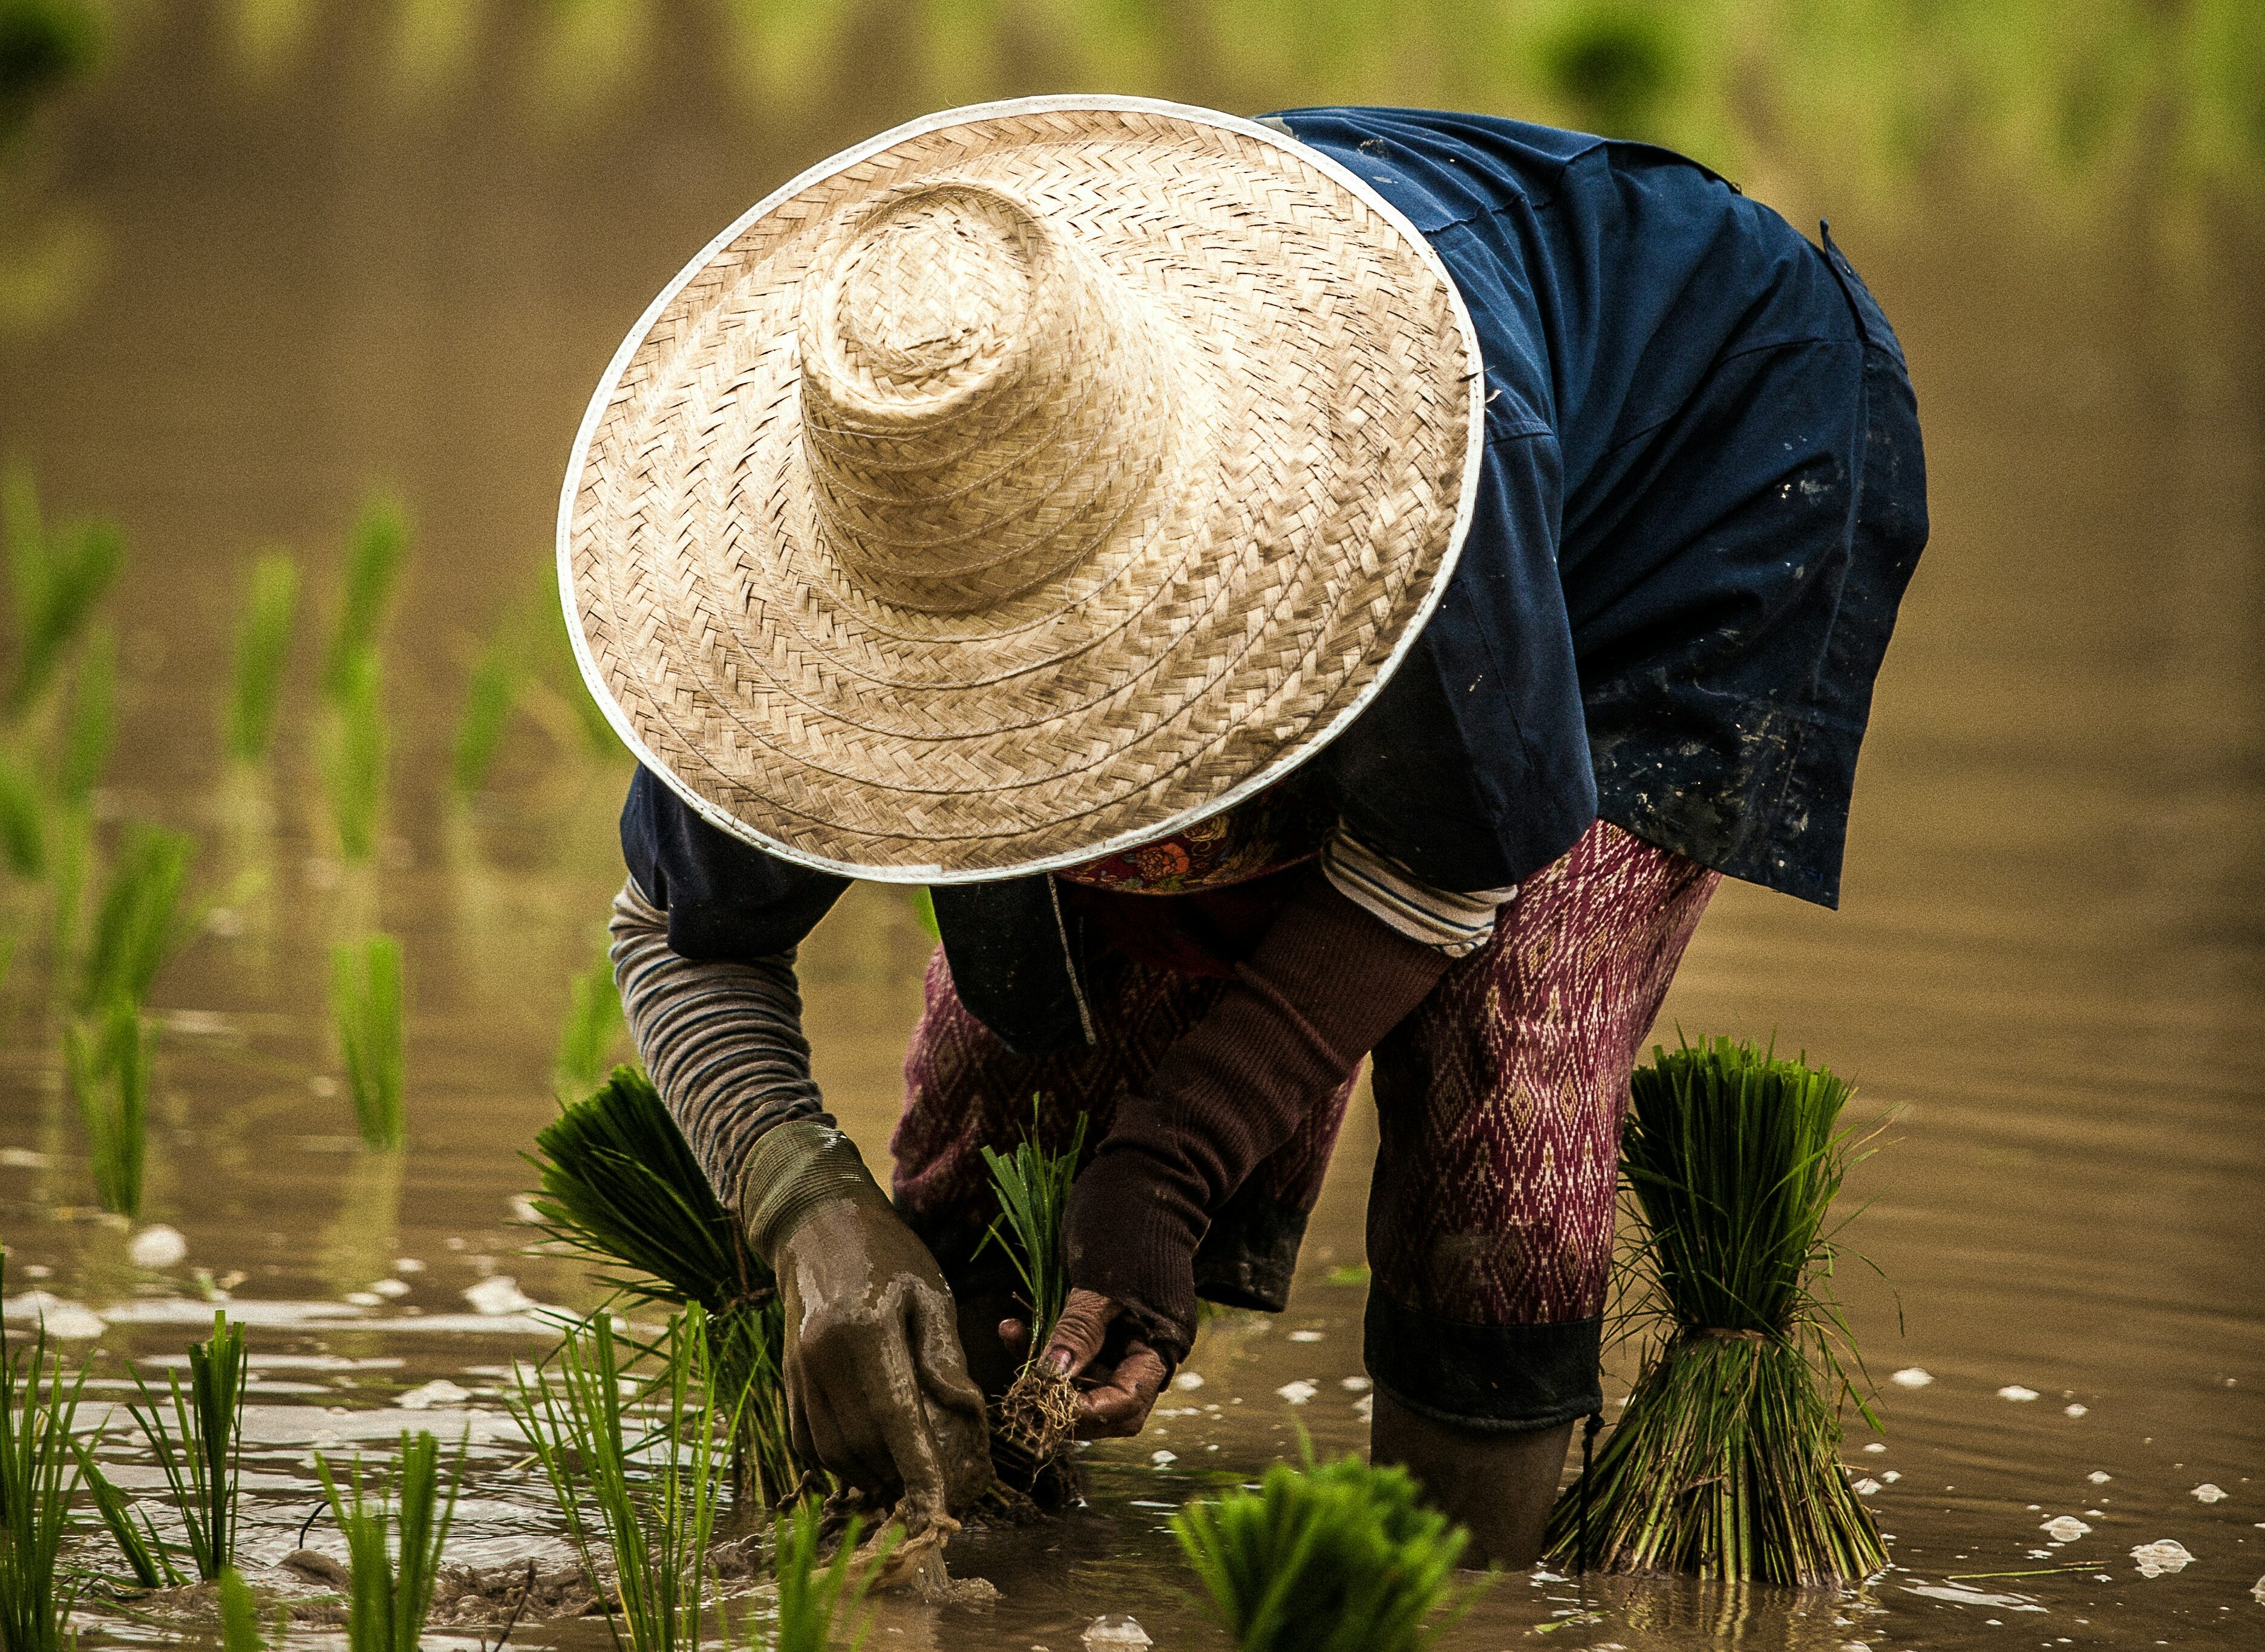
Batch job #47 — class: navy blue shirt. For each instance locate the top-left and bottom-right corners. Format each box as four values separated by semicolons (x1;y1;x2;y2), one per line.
623;109;1928;1048
1280;106;1927;906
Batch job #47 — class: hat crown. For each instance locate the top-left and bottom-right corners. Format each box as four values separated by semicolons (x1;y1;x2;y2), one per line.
797;180;1172;615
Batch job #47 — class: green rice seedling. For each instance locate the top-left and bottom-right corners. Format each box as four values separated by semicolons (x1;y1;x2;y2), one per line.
224;552;300;762
313;1430;465;1652
322;493;408;703
125;1309;249;1582
76;821;195;1012
526;1067;803;1512
323;645;387;861
217;1567;272;1652
747;1498;891;1652
330;934;406;1149
449;624;520;797
65;994;148;1218
979;1102;1088;1480
552;946;626;1097
2;463;124;716
0;1259;89;1652
1542;1037;1887;1586
0;752;42;877
1173;1445;1482;1652
509;1307;724;1652
57;622;112;806
74;1443;184;1589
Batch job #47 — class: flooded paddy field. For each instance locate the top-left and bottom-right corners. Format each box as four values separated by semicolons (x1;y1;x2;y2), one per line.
2;10;2261;1650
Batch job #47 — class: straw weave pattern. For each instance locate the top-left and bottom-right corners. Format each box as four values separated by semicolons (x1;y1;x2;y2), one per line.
566;105;1474;874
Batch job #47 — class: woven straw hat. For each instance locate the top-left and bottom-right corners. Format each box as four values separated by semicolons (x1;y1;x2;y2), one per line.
560;95;1482;882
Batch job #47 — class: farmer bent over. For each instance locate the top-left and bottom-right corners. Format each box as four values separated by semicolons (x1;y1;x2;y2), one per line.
562;99;1927;1565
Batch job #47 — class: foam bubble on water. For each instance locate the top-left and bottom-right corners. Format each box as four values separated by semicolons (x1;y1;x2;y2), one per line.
1082;1614;1151;1647
394;1258;425;1273
344;1291;383;1307
1354;1393;1374;1421
127;1225;188;1268
2250;1573;2264;1605
1863;1441;1887;1452
2191;1483;2226;1503
0;1148;50;1169
1341;1376;1371;1391
2129;1539;2193;1578
2065;1403;2088;1416
1287;1330;1323;1342
1997;1385;2041;1402
463;1276;537;1316
1852;1477;1882;1496
2088;1471;2113;1484
2042;1516;2090;1542
1173;1371;1203;1391
1891;1367;1933;1388
1149;1449;1175;1467
1275;1380;1317;1406
368;1278;411;1299
399;1379;471;1411
1881;1471;1901;1483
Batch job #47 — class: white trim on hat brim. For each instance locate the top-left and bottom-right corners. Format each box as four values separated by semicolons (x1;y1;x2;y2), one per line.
557;93;1486;886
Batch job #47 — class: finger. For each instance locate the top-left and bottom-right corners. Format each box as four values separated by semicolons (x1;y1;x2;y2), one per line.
909;1286;989;1425
1073;1340;1169;1439
911;1288;995;1507
849;1298;950;1513
805;1368;896;1494
1041;1287;1120;1379
999;1317;1029;1359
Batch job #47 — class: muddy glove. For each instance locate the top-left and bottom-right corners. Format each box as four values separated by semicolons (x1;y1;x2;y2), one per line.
1060;874;1453;1378
741;1121;993;1515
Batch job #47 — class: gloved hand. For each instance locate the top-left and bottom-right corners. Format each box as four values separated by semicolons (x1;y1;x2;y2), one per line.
1062;873;1454;1368
740;1121;993;1517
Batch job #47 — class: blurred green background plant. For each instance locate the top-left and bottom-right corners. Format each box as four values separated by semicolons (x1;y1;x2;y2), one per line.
2;0;2260;339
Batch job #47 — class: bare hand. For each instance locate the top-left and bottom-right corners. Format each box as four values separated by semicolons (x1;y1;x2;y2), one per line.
1002;1287;1170;1439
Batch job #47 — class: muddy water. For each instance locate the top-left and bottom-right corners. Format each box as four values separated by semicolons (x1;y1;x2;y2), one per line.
2;15;2262;1652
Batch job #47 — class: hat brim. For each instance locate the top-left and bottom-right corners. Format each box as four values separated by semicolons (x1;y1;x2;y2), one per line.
560;95;1484;884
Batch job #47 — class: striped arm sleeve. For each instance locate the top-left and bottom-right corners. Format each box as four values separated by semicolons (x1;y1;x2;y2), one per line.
609;877;834;1210
1320;829;1518;959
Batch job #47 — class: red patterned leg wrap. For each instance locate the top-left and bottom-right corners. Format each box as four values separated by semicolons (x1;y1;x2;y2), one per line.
1364;820;1719;1428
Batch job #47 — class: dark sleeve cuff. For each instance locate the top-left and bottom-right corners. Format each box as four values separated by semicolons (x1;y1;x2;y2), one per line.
1363;1291;1602;1432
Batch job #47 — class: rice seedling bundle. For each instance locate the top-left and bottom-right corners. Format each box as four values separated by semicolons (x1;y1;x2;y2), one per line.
978;1105;1087;1487
224;552;300;762
76;821;194;1013
1172;1446;1481;1652
1542;1036;1887;1586
510;1308;723;1652
126;1309;249;1582
323;646;387;861
64;994;148;1218
2;463;123;716
321;494;407;703
0;1262;90;1652
331;934;407;1149
526;1067;803;1512
313;1429;464;1652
